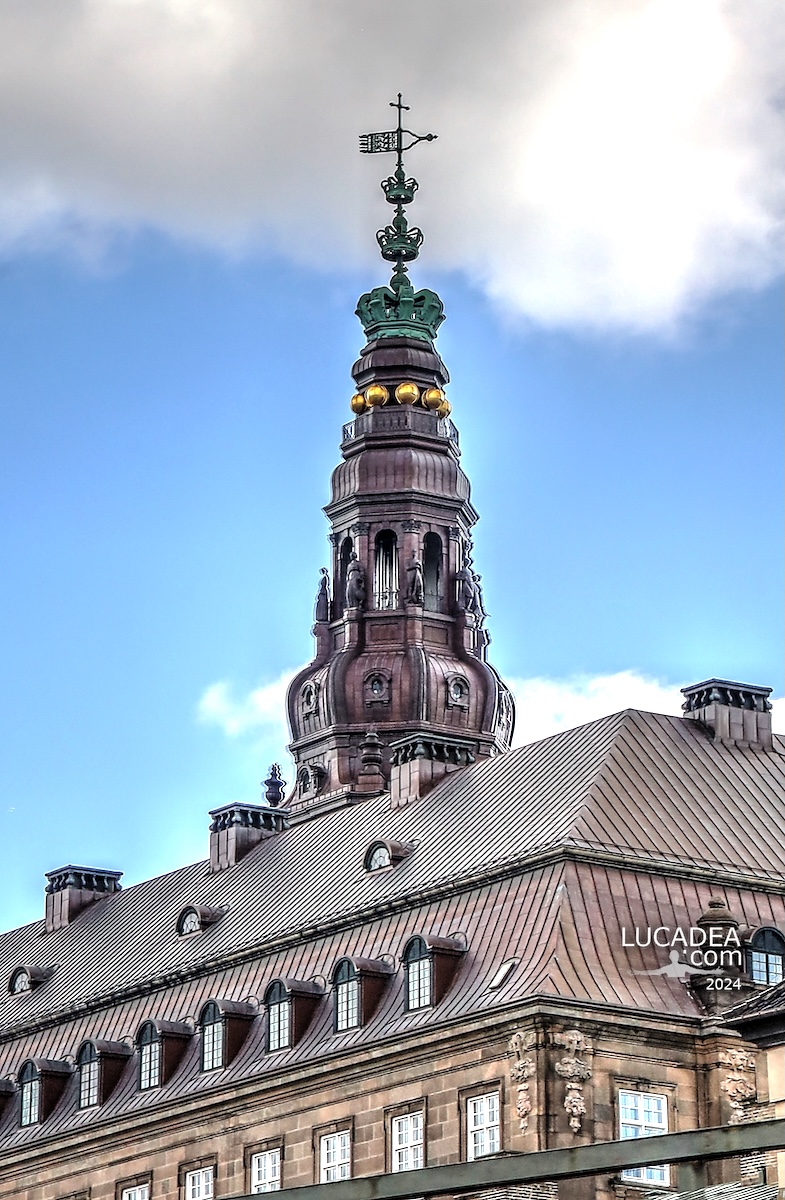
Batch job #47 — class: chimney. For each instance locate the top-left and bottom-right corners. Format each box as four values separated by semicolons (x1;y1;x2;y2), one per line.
208;764;288;873
389;734;476;808
681;679;774;751
44;866;122;933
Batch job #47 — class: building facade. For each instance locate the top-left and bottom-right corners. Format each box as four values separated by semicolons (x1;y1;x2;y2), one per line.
1;116;783;1200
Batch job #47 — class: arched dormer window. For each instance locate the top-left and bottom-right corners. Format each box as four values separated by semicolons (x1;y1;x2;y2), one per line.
75;1039;131;1109
77;1042;99;1108
363;839;413;873
176;904;223;937
331;956;394;1032
403;937;432;1009
374;530;398;609
19;1061;40;1127
135;1018;191;1091
749;929;785;984
200;1000;224;1071
17;1057;71;1127
8;964;53;994
265;981;290;1051
423;532;442;611
198;998;255;1072
400;934;467;1011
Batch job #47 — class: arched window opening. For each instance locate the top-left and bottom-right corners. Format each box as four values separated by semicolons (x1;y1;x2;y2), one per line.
200;1001;224;1071
77;1042;100;1109
137;1022;161;1091
403;937;432;1010
749;929;785;984
423;533;442;611
19;1061;40;1127
374;530;398;610
9;968;30;994
337;537;354;616
334;960;360;1031
265;980;291;1052
367;844;392;871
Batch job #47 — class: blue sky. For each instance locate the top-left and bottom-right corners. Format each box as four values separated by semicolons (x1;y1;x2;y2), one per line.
0;0;782;930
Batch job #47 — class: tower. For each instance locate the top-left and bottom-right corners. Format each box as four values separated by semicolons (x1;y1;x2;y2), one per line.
285;99;514;811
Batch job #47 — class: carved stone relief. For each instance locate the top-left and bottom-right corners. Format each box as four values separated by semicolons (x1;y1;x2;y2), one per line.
719;1048;757;1124
508;1030;537;1133
552;1028;593;1134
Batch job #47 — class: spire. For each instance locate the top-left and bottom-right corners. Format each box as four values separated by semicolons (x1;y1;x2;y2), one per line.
356;95;445;346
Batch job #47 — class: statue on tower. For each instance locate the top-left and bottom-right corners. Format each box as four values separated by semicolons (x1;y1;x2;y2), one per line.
314;568;330;623
405;551;425;605
345;553;367;610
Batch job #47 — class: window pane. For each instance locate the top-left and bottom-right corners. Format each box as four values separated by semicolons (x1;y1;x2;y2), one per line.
407;958;432;1010
80;1058;100;1108
269;1000;290;1051
121;1188;150;1200
185;1168;214;1199
320;1132;351;1181
21;1077;40;1126
251;1148;281;1192
202;1019;224;1070
466;1092;500;1160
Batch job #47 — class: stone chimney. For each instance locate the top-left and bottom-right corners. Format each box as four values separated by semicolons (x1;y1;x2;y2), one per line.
44;866;122;933
208;764;288;873
389;734;476;808
681;679;773;751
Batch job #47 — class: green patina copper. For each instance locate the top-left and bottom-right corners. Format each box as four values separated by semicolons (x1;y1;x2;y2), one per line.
357;94;444;343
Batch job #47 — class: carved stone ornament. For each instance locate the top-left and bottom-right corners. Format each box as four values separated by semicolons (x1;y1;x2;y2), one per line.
508;1031;537;1133
719;1047;757;1125
552;1028;593;1134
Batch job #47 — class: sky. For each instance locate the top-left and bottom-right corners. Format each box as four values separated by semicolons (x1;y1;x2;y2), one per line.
0;0;782;931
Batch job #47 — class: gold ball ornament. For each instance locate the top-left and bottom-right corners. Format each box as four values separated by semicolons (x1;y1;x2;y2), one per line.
365;384;389;407
423;387;444;411
395;381;420;405
437;399;452;419
350;393;367;415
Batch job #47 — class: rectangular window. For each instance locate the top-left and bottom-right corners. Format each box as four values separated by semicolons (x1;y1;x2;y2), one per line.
140;1040;161;1090
391;1112;424;1171
751;950;784;984
466;1093;500;1160
184;1168;214;1199
320;1131;351;1182
202;1021;224;1071
336;979;359;1031
121;1188;150;1200
407;959;432;1010
269;1001;290;1051
619;1089;670;1186
20;1078;40;1126
251;1148;281;1192
80;1059;100;1108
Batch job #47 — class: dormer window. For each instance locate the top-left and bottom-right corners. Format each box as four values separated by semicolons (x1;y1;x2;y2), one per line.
75;1039;132;1109
198;999;255;1072
177;905;223;937
8;964;52;994
77;1043;100;1108
363;840;413;872
135;1019;191;1091
266;981;290;1051
403;937;431;1010
334;961;360;1031
749;929;785;984
400;934;467;1011
331;956;394;1032
200;1001;224;1070
19;1061;40;1126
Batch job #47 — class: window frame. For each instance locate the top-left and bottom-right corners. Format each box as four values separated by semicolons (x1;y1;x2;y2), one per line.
245;1138;284;1194
461;1085;502;1161
200;1001;225;1071
403;937;433;1011
19;1061;40;1127
137;1022;162;1091
77;1042;100;1109
333;960;360;1032
748;927;785;985
116;1173;152;1200
265;981;291;1052
617;1086;670;1187
249;1147;282;1193
384;1099;427;1174
179;1158;216;1200
319;1130;352;1183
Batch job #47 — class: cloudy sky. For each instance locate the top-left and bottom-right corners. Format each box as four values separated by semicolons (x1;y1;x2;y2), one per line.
1;0;782;928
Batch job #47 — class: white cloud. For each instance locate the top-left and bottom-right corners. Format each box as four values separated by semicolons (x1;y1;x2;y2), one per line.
197;670;295;741
0;0;781;331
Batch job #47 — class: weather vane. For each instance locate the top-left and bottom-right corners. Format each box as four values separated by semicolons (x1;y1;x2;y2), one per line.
359;94;437;294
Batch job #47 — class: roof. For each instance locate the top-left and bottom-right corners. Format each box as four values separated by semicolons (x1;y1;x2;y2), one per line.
0;708;783;1143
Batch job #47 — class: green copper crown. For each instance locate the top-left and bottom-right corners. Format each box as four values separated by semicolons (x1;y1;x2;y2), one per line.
357;95;444;344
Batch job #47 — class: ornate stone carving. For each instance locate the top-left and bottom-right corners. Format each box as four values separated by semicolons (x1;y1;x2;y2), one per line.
315;568;330;623
719;1048;757;1124
404;552;424;605
508;1030;537;1133
345;553;367;609
402;520;422;532
350;521;370;536
552;1029;593;1134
